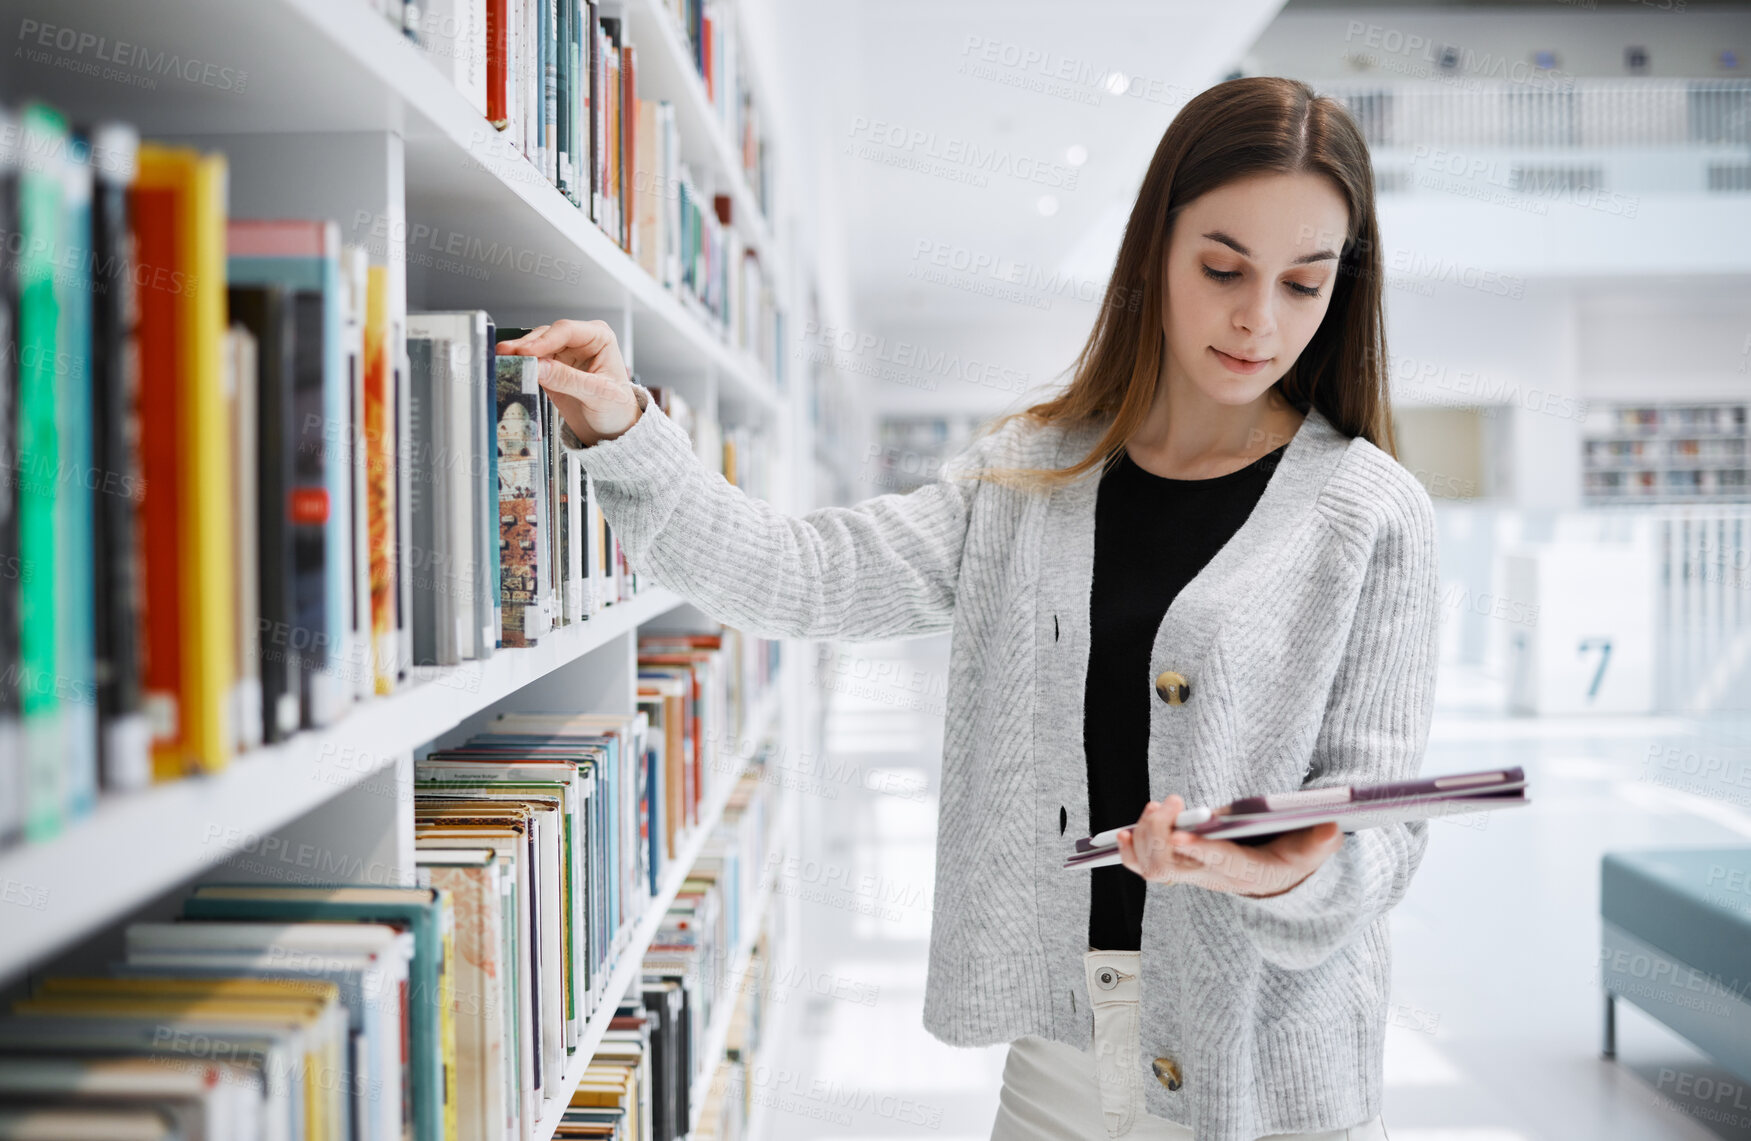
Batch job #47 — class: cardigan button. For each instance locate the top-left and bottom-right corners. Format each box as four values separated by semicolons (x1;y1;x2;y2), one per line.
1154;670;1191;705
1151;1055;1183;1091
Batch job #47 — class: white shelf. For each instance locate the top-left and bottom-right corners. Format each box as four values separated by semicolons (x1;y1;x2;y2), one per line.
0;587;687;980
0;0;781;416
534;677;784;1141
683;879;773;1135
684;765;797;1135
623;0;777;257
0;5;812;1121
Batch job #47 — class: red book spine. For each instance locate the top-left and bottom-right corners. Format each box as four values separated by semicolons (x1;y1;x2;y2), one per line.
701;14;713;102
130;185;183;780
486;0;509;126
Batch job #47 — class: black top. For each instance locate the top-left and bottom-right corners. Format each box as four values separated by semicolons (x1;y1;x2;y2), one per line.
1083;442;1287;951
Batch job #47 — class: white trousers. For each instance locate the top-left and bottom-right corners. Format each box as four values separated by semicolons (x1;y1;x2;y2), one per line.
989;951;1391;1141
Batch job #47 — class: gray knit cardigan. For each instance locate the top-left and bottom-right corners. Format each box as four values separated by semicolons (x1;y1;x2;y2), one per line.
561;382;1440;1141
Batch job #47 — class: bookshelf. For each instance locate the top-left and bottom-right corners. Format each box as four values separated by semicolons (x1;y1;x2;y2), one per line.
1582;400;1751;504
682;777;794;1136
0;585;688;976
530;680;784;1141
0;0;827;1131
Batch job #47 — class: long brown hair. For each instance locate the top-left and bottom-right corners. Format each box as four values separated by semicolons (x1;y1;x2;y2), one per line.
971;76;1393;491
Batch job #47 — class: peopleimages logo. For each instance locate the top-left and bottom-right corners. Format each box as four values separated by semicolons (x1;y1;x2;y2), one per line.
16;19;249;93
906;238;1127;312
846;116;1079;191
798;320;1031;395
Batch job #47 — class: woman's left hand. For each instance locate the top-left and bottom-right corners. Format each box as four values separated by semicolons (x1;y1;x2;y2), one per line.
1115;794;1345;898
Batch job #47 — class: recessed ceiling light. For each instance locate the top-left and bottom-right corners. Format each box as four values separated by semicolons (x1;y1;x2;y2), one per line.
1065;144;1088;167
1103;70;1130;96
1037;194;1059;217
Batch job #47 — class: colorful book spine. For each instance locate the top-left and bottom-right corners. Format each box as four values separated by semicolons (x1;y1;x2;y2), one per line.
364;265;397;695
225;220;352;730
487;0;509;129
494;355;552;647
0;107;19;843
177;146;234;776
226;284;298;745
56;134;98;818
133;142;234;779
88;122;149;792
17;103;66;832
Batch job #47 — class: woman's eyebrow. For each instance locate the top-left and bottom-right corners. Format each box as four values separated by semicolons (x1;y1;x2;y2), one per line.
1201;229;1339;265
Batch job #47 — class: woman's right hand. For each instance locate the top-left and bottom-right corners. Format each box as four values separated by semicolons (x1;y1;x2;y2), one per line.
496;318;642;446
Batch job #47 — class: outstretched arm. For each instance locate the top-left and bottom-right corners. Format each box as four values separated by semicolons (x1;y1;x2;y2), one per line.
500;320;989;642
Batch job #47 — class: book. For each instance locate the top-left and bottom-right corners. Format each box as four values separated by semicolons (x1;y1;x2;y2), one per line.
340;245;371;703
222;323;263;753
0;107;19;845
405;333;449;667
132;142;234;782
414;849;510;1141
419;0;487;116
17;103;67;833
494;354;553;647
0;1055;256;1141
415;820;536;1131
226;284;301;744
1063;766;1533;869
486;0;510;129
226;220;353;730
55;131;99;820
121;919;414;1141
392;305;413;689
15;975;347;1141
182;885;451;1141
439;335;474;658
407;312;493;660
363;266;397;694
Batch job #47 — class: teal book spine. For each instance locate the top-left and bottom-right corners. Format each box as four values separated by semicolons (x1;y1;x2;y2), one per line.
57;136;98;820
17;103;66;842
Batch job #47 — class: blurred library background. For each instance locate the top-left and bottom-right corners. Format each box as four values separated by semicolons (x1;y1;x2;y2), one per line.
1;0;1750;1140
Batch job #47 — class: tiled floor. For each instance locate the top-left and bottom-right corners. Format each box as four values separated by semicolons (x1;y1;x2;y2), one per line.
762;633;1751;1141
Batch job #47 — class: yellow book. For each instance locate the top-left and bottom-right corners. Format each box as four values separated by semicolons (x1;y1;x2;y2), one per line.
364;265;396;695
13;990;338;1141
25;977;342;1140
135;145;233;778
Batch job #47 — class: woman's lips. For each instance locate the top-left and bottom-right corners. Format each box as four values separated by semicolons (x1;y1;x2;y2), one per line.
1211;347;1271;375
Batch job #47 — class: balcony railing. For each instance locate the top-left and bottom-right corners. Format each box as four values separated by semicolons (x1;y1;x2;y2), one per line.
1315;79;1751;150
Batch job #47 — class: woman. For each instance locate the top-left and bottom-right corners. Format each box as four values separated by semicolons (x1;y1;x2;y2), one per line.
501;75;1431;1141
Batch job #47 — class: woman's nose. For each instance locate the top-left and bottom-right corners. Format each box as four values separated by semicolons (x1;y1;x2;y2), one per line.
1234;285;1276;338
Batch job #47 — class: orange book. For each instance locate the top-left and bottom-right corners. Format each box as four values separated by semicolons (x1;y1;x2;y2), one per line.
133;144;233;779
363;265;396;695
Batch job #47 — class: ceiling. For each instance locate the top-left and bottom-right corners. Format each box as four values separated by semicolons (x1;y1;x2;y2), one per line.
770;0;1287;333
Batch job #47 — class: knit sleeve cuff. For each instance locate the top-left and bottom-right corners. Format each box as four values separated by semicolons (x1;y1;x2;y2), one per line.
1231;843;1346;921
557;382;698;487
